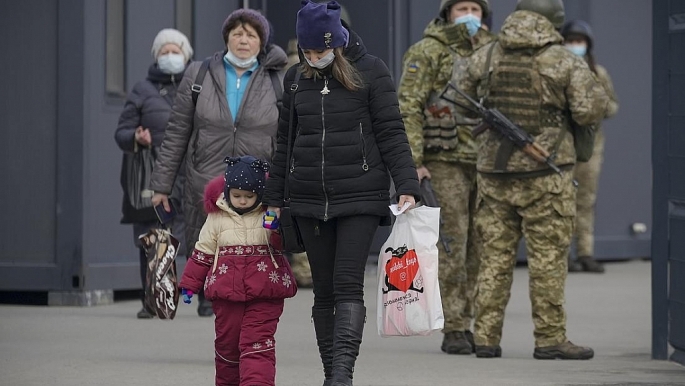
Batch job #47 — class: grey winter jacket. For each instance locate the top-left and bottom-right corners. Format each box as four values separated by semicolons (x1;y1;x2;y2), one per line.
150;44;288;255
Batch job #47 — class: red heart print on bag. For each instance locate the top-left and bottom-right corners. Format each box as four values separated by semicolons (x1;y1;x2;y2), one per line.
384;247;419;293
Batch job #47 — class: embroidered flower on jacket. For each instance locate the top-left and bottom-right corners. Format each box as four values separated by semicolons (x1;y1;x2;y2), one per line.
266;339;273;347
235;246;244;255
208;274;216;286
219;264;228;275
269;271;280;283
282;273;292;288
253;342;262;349
257;261;267;272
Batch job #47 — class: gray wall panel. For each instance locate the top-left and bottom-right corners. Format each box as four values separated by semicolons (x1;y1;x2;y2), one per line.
193;0;239;59
591;0;652;256
82;0;139;288
0;1;58;265
126;0;176;92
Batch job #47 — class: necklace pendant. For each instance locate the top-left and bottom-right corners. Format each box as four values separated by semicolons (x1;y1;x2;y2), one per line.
321;85;330;95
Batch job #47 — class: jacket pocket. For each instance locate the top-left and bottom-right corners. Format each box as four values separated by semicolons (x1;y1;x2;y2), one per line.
243;253;297;301
204;257;241;301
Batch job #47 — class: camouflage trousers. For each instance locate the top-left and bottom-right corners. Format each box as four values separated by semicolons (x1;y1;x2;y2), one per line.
425;161;479;333
474;171;576;347
574;131;605;257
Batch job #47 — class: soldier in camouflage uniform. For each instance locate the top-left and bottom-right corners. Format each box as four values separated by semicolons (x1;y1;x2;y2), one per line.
561;20;620;274
451;0;608;359
397;0;495;355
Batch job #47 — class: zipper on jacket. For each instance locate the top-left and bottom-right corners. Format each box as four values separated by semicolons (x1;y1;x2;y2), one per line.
359;123;369;171
231;69;257;157
321;77;330;222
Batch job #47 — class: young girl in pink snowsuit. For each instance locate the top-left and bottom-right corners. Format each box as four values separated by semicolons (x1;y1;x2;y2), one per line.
179;155;297;386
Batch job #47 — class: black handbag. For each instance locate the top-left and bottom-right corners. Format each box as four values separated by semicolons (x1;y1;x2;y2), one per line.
124;143;156;210
279;71;306;254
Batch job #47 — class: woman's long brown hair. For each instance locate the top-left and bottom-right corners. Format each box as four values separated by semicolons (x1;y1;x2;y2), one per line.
301;47;364;91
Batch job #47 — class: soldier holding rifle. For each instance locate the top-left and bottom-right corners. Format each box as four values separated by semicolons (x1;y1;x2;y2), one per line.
445;0;608;360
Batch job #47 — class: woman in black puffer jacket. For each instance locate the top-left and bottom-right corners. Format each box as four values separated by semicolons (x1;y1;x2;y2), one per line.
263;2;420;385
115;28;192;319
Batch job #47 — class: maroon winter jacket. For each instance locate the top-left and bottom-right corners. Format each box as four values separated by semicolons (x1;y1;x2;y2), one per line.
179;176;297;301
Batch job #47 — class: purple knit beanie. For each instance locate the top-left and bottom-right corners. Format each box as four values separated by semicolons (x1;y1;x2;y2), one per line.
296;1;349;50
221;9;270;49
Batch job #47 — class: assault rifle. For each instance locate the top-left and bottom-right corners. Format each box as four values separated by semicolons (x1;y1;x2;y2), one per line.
420;179;453;255
440;82;564;176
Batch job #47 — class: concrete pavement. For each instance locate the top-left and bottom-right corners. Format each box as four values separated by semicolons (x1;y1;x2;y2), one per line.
1;259;684;386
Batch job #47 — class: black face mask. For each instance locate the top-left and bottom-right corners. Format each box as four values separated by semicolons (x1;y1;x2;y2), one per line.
228;200;261;216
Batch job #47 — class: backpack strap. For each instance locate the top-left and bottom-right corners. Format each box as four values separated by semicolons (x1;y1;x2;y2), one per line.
269;70;284;110
284;71;302;202
191;58;211;107
478;42;498;103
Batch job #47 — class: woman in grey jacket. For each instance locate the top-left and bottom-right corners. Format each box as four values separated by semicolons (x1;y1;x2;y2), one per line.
150;9;287;316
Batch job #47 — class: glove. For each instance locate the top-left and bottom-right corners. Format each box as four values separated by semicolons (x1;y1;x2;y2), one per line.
263;210;280;229
181;288;193;304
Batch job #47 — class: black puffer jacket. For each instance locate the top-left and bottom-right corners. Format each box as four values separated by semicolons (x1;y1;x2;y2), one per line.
115;64;184;223
115;64;183;151
263;29;420;223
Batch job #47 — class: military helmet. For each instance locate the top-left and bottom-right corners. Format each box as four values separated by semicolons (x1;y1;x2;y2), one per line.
560;19;594;48
440;0;490;22
515;0;565;29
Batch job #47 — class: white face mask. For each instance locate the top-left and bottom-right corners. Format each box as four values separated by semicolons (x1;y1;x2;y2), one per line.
305;51;335;69
224;49;258;69
157;53;186;74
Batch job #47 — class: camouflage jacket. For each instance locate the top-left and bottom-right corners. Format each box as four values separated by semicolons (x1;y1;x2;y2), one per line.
398;19;495;166
454;11;608;175
595;64;619;124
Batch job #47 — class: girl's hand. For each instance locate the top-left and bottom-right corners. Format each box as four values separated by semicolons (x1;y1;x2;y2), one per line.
266;206;281;218
263;209;280;229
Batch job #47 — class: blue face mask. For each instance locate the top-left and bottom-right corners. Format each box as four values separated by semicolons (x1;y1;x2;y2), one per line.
565;44;587;57
454;13;481;37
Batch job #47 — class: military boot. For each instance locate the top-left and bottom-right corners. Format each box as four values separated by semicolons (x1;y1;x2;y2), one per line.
533;341;594;360
312;307;335;386
330;303;366;386
568;258;583;272
475;345;502;358
440;331;472;355
577;256;605;273
465;330;476;353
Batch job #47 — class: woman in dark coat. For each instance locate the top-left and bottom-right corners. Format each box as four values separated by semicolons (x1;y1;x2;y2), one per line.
115;28;192;319
263;2;420;385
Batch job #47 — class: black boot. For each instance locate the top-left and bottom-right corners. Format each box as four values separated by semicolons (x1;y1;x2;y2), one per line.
312;307;335;386
331;303;366;386
578;256;605;273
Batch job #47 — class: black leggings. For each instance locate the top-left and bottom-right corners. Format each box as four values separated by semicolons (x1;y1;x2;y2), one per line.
296;215;380;310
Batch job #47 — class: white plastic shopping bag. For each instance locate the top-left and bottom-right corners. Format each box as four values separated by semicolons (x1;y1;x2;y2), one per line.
377;204;444;337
